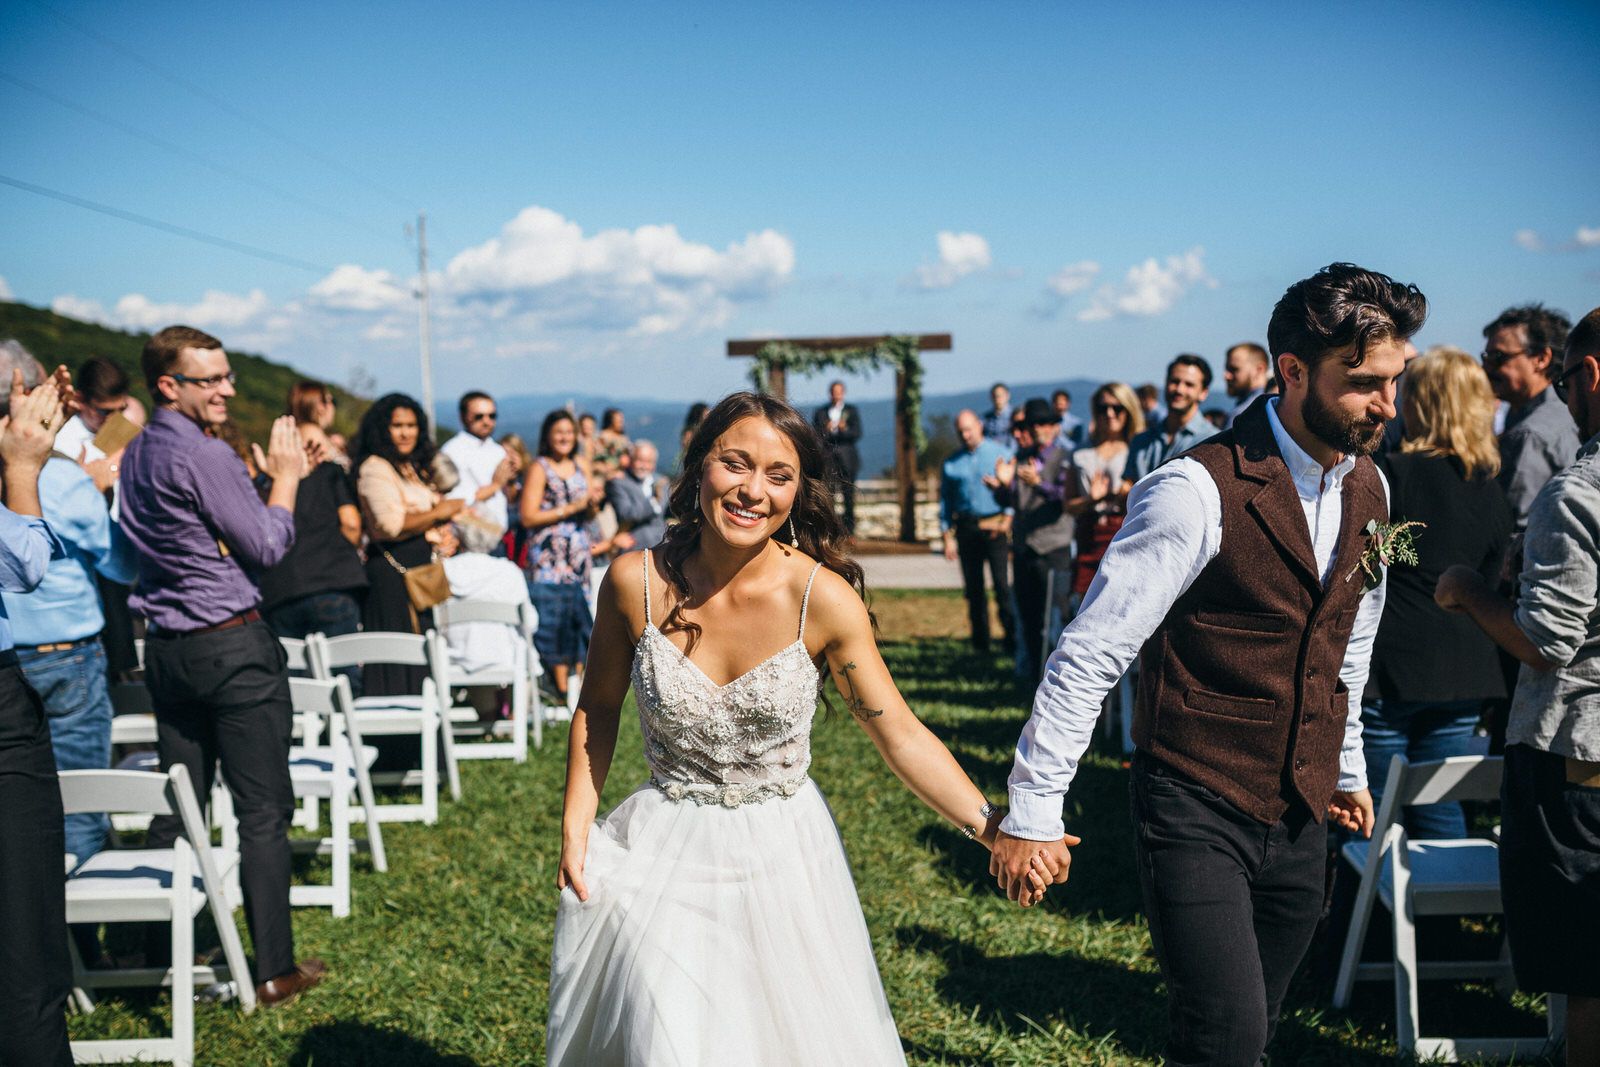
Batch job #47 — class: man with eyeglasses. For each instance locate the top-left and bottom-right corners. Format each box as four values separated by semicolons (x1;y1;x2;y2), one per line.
1437;305;1600;1062
117;324;327;1007
440;390;519;536
1482;304;1580;533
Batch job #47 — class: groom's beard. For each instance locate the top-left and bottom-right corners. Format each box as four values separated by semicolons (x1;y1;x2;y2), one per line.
1303;379;1387;457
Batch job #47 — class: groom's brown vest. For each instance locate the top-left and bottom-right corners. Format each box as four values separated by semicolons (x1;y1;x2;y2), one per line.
1131;399;1388;824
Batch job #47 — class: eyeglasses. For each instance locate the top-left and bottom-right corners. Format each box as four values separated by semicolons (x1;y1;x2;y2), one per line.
88;401;128;417
1552;358;1588;402
1094;403;1126;416
1481;348;1528;367
168;371;237;389
469;411;497;421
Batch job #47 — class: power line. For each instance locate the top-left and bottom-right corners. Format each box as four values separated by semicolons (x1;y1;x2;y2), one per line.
27;0;416;210
1;71;401;243
0;173;332;274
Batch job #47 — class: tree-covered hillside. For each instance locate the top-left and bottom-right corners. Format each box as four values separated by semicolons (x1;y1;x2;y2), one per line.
0;300;368;443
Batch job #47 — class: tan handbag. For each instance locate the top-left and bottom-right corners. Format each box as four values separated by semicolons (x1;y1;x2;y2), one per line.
383;549;452;616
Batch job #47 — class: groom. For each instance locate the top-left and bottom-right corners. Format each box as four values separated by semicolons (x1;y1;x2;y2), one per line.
991;262;1426;1065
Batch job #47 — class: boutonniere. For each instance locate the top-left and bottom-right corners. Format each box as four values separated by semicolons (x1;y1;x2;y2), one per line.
1346;518;1424;593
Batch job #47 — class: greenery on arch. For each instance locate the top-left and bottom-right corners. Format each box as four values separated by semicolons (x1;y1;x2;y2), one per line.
746;335;927;454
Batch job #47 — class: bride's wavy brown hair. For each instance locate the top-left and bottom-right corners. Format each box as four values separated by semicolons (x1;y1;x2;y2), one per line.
657;391;872;654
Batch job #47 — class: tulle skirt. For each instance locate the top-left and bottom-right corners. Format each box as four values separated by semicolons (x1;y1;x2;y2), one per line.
548;780;907;1066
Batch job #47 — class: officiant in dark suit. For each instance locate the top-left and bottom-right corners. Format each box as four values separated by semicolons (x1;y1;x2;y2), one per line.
813;380;862;535
605;440;669;553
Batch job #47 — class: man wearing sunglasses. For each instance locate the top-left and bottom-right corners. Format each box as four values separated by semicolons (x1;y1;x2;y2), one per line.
53;357;131;473
440;390;520;536
118;324;326;1007
1437;305;1600;1062
1482;304;1580;533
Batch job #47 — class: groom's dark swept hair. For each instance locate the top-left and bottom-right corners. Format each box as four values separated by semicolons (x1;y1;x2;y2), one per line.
1267;262;1427;371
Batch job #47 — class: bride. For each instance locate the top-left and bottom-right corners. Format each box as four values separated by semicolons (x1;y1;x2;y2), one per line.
548;392;1046;1065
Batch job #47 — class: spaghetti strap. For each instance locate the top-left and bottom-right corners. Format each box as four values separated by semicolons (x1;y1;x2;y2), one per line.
642;549;653;627
798;562;823;640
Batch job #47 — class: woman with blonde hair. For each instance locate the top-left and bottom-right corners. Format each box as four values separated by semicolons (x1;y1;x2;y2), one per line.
1363;345;1511;836
1065;381;1144;598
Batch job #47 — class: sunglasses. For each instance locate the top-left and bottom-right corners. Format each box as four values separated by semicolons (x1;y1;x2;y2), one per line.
1552;358;1589;402
1094;403;1127;416
469;411;498;421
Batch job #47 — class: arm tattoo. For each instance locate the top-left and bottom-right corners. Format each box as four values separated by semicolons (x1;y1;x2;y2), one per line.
836;660;884;722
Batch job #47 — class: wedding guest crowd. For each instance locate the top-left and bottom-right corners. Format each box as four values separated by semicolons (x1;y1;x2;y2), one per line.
5;273;1598;1059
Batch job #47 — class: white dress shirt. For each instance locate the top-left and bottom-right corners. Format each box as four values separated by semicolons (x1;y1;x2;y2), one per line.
440;431;509;531
54;414;99;462
1003;398;1389;840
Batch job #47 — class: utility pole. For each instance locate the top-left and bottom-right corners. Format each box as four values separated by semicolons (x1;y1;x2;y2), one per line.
416;210;435;439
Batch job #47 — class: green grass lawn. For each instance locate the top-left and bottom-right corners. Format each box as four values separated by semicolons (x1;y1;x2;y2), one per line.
69;626;1555;1065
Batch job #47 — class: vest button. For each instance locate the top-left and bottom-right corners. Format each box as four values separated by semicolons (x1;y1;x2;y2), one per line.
1295;758;1308;771
1303;712;1316;723
1305;666;1317;679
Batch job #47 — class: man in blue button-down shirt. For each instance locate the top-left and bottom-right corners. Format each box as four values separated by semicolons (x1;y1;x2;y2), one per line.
0;362;74;1067
941;409;1014;654
1128;353;1219;483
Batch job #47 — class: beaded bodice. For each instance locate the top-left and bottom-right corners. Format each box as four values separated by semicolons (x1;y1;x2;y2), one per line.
631;551;823;807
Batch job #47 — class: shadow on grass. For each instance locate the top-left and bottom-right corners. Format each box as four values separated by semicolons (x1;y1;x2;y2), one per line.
290;1021;481;1066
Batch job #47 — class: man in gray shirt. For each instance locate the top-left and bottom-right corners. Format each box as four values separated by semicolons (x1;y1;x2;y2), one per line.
1483;303;1581;531
1436;304;1600;1063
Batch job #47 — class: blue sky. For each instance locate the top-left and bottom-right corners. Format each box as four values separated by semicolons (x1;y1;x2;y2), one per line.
3;0;1596;408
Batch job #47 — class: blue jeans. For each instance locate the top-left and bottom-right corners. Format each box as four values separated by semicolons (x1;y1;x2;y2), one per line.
1361;697;1482;840
16;640;112;868
265;590;363;694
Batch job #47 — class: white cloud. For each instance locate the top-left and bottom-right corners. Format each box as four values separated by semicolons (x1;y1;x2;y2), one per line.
1577;226;1600;249
1077;247;1217;323
442;206;794;334
912;231;992;289
1045;260;1101;298
1514;229;1545;252
1515;226;1600;252
52;289;275;332
308;264;410;312
0;275;13;301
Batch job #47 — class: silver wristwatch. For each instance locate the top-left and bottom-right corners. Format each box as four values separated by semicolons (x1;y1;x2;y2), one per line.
962;801;998;839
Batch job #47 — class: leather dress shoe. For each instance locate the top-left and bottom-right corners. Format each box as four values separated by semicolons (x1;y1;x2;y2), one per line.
256;958;327;1007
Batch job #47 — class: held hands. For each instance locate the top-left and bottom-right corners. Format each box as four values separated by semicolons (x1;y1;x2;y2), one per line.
1328;788;1374;838
990;828;1082;908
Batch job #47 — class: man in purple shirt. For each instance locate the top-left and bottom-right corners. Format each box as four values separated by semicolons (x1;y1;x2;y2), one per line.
118;324;326;1006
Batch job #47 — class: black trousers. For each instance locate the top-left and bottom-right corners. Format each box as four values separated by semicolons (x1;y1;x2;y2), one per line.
143;620;296;984
1130;754;1327;1067
1013;543;1072;681
0;660;73;1066
828;450;857;535
955;517;1013;652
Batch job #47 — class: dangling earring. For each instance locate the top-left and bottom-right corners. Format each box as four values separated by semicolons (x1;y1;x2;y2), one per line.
786;515;799;548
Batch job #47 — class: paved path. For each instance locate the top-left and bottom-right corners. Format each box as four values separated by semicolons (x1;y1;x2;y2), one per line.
855;549;964;590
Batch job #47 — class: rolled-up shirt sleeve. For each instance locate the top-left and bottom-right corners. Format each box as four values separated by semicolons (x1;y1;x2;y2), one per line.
0;507;65;592
1514;478;1600;667
1003;461;1220;839
192;451;294;570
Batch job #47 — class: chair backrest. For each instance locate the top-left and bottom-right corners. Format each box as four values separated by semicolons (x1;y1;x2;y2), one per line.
1368;755;1505;847
435;598;522;628
289;674;367;748
1388;755;1503;808
281;636;309;671
59;767;176;817
311;630;429;673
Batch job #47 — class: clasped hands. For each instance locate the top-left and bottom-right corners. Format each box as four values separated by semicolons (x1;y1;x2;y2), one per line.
989;828;1081;908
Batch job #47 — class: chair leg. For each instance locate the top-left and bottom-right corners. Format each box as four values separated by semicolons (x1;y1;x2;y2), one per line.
421;706;439;825
439;705;462;802
1333;845;1383;1009
1391;843;1420;1056
172;843;195;1067
331;775;351;919
66;929;96;1014
512;675;528;763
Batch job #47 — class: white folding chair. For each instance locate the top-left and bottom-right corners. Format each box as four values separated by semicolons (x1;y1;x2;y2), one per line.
434;597;536;761
280;676;388;917
306;630;460;825
61;765;257;1067
1332;754;1561;1060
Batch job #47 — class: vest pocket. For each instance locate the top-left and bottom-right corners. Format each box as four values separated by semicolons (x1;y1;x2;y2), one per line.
1183;685;1276;723
1193;608;1287;634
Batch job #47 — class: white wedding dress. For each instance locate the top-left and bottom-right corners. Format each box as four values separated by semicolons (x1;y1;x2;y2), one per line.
547;552;908;1066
